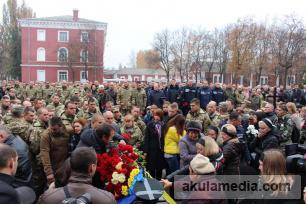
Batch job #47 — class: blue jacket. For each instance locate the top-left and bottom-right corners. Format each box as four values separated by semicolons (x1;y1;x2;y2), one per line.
5;135;32;186
166;85;180;103
198;87;211;109
180;86;197;103
211;87;226;105
148;89;165;108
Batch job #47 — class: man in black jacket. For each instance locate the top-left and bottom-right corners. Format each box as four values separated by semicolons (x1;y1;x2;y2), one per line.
211;83;226;105
0;144;35;204
179;81;197;115
166;79;180;103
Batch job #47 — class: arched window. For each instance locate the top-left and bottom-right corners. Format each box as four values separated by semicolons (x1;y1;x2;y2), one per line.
80;49;88;63
58;47;68;62
37;47;45;61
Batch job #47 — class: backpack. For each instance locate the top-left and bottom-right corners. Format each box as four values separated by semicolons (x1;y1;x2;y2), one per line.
62;185;92;204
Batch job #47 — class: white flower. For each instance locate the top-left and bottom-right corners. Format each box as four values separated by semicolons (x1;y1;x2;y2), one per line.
111;172;126;185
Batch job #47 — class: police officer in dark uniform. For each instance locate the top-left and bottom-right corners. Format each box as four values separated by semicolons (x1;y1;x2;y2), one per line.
197;80;211;110
179;80;197;115
211;82;226;105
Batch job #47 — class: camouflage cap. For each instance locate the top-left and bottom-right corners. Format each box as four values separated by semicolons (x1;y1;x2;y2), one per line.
113;106;120;112
11;105;25;115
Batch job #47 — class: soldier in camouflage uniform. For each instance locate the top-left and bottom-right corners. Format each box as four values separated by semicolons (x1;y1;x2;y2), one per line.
29;108;49;195
186;98;211;133
206;101;221;127
131;106;146;135
5;105;32;145
60;101;77;134
120;114;144;147
113;107;123;127
275;104;293;149
0;95;11;117
97;85;113;112
46;94;65;116
42;83;54;105
83;97;101;121
117;82;133;116
25;82;37;99
235;86;246;106
132;83;147;113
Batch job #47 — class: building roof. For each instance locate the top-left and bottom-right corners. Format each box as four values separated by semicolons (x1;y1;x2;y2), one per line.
25;15;105;24
108;68;166;76
19;14;107;31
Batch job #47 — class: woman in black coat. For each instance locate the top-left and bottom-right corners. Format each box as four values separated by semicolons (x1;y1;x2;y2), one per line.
143;108;166;180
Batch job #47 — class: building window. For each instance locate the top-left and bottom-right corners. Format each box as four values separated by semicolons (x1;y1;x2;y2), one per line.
239;75;244;85
58;70;68;81
37;30;46;41
287;75;295;85
80;32;89;42
58;31;69;42
260;76;268;85
80;71;88;82
80;50;88;62
213;74;221;83
58;47;68;62
37;47;45;62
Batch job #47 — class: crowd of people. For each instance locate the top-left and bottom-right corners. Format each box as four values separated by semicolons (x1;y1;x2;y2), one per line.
0;79;305;204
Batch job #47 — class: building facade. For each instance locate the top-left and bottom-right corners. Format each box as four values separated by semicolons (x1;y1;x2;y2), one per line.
19;10;107;83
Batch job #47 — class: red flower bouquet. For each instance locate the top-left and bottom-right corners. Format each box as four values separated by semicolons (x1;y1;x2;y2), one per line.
96;144;141;199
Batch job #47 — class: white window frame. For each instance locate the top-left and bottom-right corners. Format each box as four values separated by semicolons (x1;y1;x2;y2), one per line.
58;47;68;62
260;76;268;85
213;74;221;83
37;47;46;62
80;31;89;42
37;30;46;41
287;75;295;85
239;75;244;85
80;50;89;63
37;70;46;82
57;70;68;82
80;70;89;82
58;31;69;42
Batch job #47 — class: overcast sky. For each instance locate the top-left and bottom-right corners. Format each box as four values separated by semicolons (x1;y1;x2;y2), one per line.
1;0;306;68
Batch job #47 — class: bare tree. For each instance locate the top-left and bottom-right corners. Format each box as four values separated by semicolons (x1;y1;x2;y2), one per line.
271;15;306;87
215;27;229;82
252;23;271;85
153;29;174;82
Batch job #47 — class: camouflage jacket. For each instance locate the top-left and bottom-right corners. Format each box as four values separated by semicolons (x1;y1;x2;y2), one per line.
186;109;211;133
276;114;293;147
60;112;77;134
5;118;33;145
117;88;133;110
3;112;13;125
120;125;144;146
131;89;147;111
209;112;221;128
83;108;101;121
29;119;48;155
235;91;245;105
134;117;146;135
46;103;65;116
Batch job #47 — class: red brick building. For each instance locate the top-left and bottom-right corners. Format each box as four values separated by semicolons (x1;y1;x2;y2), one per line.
19;10;107;83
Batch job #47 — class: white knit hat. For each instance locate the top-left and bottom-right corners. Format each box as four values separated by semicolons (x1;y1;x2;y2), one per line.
190;154;215;174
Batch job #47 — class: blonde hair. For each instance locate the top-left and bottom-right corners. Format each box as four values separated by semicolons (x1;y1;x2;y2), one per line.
124;114;134;122
203;136;220;157
286;102;297;114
